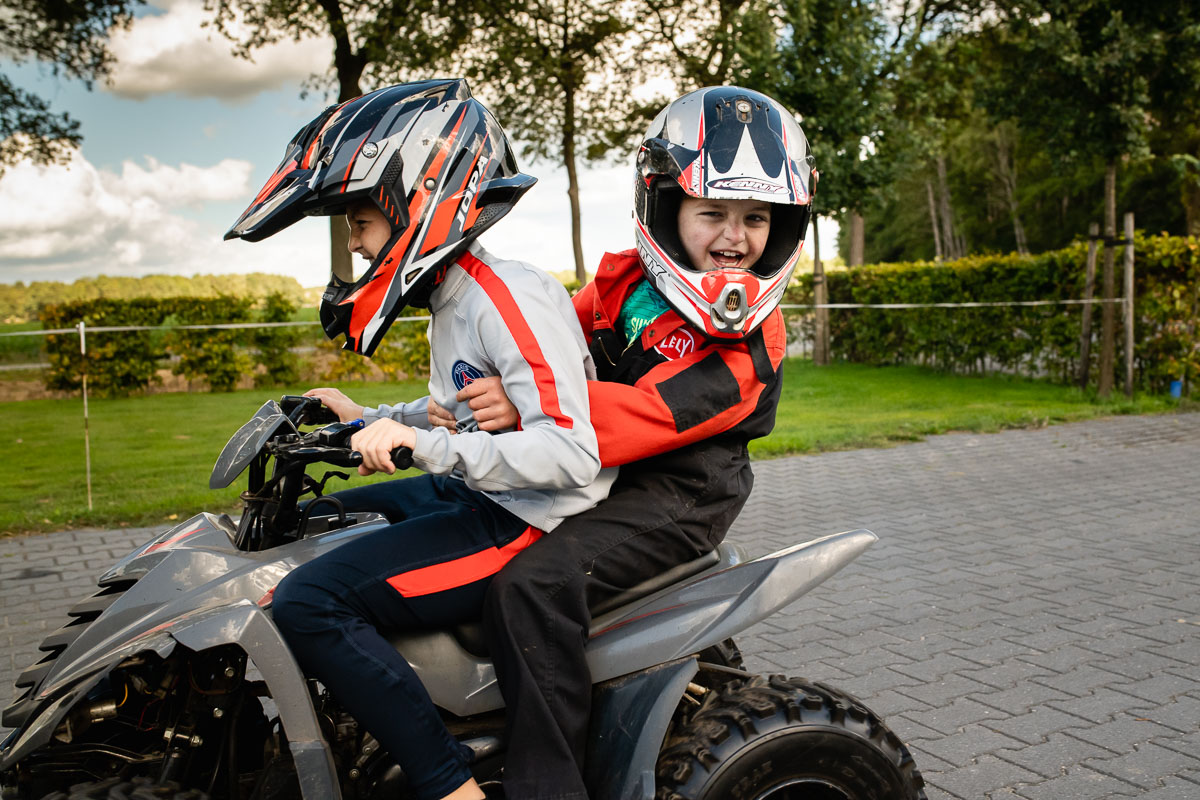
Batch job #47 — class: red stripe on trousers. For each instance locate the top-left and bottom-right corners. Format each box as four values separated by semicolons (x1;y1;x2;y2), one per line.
458;252;574;429
386;526;544;597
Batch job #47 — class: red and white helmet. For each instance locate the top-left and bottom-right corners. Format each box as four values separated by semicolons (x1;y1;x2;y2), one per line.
633;86;815;340
225;79;535;356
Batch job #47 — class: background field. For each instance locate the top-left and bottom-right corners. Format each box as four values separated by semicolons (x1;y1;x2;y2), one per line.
0;361;1180;535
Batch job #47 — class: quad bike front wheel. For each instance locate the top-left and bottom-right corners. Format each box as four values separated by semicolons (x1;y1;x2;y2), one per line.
655;675;926;800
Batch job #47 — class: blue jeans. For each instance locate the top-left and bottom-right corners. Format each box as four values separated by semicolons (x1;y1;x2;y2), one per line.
273;474;533;800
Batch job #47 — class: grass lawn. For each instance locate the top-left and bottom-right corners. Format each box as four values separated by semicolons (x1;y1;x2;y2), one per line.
0;360;1181;535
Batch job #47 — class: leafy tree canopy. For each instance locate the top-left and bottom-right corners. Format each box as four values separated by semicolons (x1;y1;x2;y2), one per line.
0;0;142;173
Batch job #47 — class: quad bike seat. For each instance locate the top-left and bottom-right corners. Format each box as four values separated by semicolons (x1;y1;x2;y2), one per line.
449;546;727;657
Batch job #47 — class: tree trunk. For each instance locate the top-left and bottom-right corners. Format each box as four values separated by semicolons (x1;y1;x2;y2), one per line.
1077;222;1099;388
812;216;830;366
325;0;365;288
1183;170;1200;237
936;153;962;259
992;127;1029;255
1123;211;1135;398
848;210;865;266
1098;161;1117;398
330;217;350;280
563;88;586;284
1011;206;1030;256
926;179;943;260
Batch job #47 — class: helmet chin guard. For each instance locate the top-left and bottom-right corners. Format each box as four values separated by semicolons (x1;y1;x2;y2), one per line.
226;79;535;356
633;86;816;341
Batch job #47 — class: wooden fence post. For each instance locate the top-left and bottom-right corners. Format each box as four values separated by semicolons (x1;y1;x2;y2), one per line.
79;321;93;511
812;216;830;365
1098;166;1117;398
1124;212;1135;398
1078;222;1099;388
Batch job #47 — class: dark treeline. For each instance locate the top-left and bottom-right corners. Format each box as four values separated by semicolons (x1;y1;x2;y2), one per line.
10;1;1200;275
0;273;308;324
837;2;1200;264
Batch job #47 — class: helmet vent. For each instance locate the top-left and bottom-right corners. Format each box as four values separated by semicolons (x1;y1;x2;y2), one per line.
382;149;404;188
472;204;502;229
726;291;742;312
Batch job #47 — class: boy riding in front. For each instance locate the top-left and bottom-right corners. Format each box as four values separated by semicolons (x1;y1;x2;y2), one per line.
225;79;613;800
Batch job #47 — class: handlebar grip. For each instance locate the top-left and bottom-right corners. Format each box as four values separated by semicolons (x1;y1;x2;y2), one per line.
390;446;414;471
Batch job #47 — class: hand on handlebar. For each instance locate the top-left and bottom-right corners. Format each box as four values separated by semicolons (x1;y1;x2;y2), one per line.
350;419;417;476
304;387;365;423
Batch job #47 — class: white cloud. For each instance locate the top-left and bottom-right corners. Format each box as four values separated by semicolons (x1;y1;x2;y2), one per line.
106;0;332;102
0;151;329;286
106;157;255;207
0;148;837;289
480;159;635;280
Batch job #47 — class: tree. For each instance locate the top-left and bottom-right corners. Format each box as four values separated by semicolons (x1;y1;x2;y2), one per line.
984;0;1158;396
0;0;141;174
1140;2;1200;236
772;0;893;362
776;0;892;258
438;0;658;282
207;0;477;278
642;0;779;88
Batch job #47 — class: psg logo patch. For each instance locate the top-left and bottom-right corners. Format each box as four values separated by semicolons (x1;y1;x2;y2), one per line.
452;360;486;390
655;328;697;361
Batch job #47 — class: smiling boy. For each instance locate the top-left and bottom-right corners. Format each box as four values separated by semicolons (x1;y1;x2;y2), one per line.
433;86;818;799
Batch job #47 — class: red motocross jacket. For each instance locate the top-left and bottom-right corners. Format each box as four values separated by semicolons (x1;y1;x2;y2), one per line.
573;249;785;468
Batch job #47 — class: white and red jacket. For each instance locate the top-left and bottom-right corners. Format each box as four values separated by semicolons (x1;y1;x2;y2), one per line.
364;241;614;532
576;249;785;468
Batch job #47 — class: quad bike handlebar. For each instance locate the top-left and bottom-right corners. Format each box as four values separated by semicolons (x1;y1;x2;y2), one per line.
223;396;413;551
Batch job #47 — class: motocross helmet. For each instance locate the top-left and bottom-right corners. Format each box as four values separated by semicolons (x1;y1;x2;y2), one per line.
634;86;815;340
225;79;536;357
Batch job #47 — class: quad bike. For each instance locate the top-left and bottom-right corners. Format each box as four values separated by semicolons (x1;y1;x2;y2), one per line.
1;396;926;800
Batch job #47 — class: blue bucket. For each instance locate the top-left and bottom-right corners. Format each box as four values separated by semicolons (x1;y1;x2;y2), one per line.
1169;380;1183;399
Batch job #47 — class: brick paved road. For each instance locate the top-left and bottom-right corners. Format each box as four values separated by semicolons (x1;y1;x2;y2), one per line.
2;412;1198;798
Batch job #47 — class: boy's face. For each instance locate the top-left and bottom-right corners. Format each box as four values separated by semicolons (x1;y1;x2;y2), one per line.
346;201;392;262
677;196;772;273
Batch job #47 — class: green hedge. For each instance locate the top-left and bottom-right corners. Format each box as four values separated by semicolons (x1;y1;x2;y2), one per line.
42;294;306;396
787;234;1199;396
40;295;433;397
43;298;176;396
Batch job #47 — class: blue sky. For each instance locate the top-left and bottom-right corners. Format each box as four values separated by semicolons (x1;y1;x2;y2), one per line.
0;0;831;288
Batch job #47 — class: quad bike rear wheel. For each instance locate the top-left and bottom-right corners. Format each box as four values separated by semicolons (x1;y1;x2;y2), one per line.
655;675;926;800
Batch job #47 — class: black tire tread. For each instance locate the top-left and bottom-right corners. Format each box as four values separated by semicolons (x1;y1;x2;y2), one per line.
655;674;927;800
40;776;210;800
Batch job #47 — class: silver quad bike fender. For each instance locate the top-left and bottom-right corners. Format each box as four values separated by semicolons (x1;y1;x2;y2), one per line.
1;510;391;800
2;507;875;800
393;528;879;800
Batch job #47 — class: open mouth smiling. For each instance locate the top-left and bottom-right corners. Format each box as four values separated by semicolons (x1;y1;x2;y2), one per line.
711;250;746;268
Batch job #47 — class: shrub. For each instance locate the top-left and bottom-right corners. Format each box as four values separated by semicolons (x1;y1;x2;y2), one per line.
41;299;174;397
318;313;431;383
254;292;302;387
163;297;255;392
787;234;1199;396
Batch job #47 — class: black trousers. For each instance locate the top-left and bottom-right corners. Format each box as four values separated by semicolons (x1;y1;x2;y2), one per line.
273;475;534;800
483;444;752;799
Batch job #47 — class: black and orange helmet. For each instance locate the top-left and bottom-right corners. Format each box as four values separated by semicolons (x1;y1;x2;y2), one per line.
225;79;535;356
